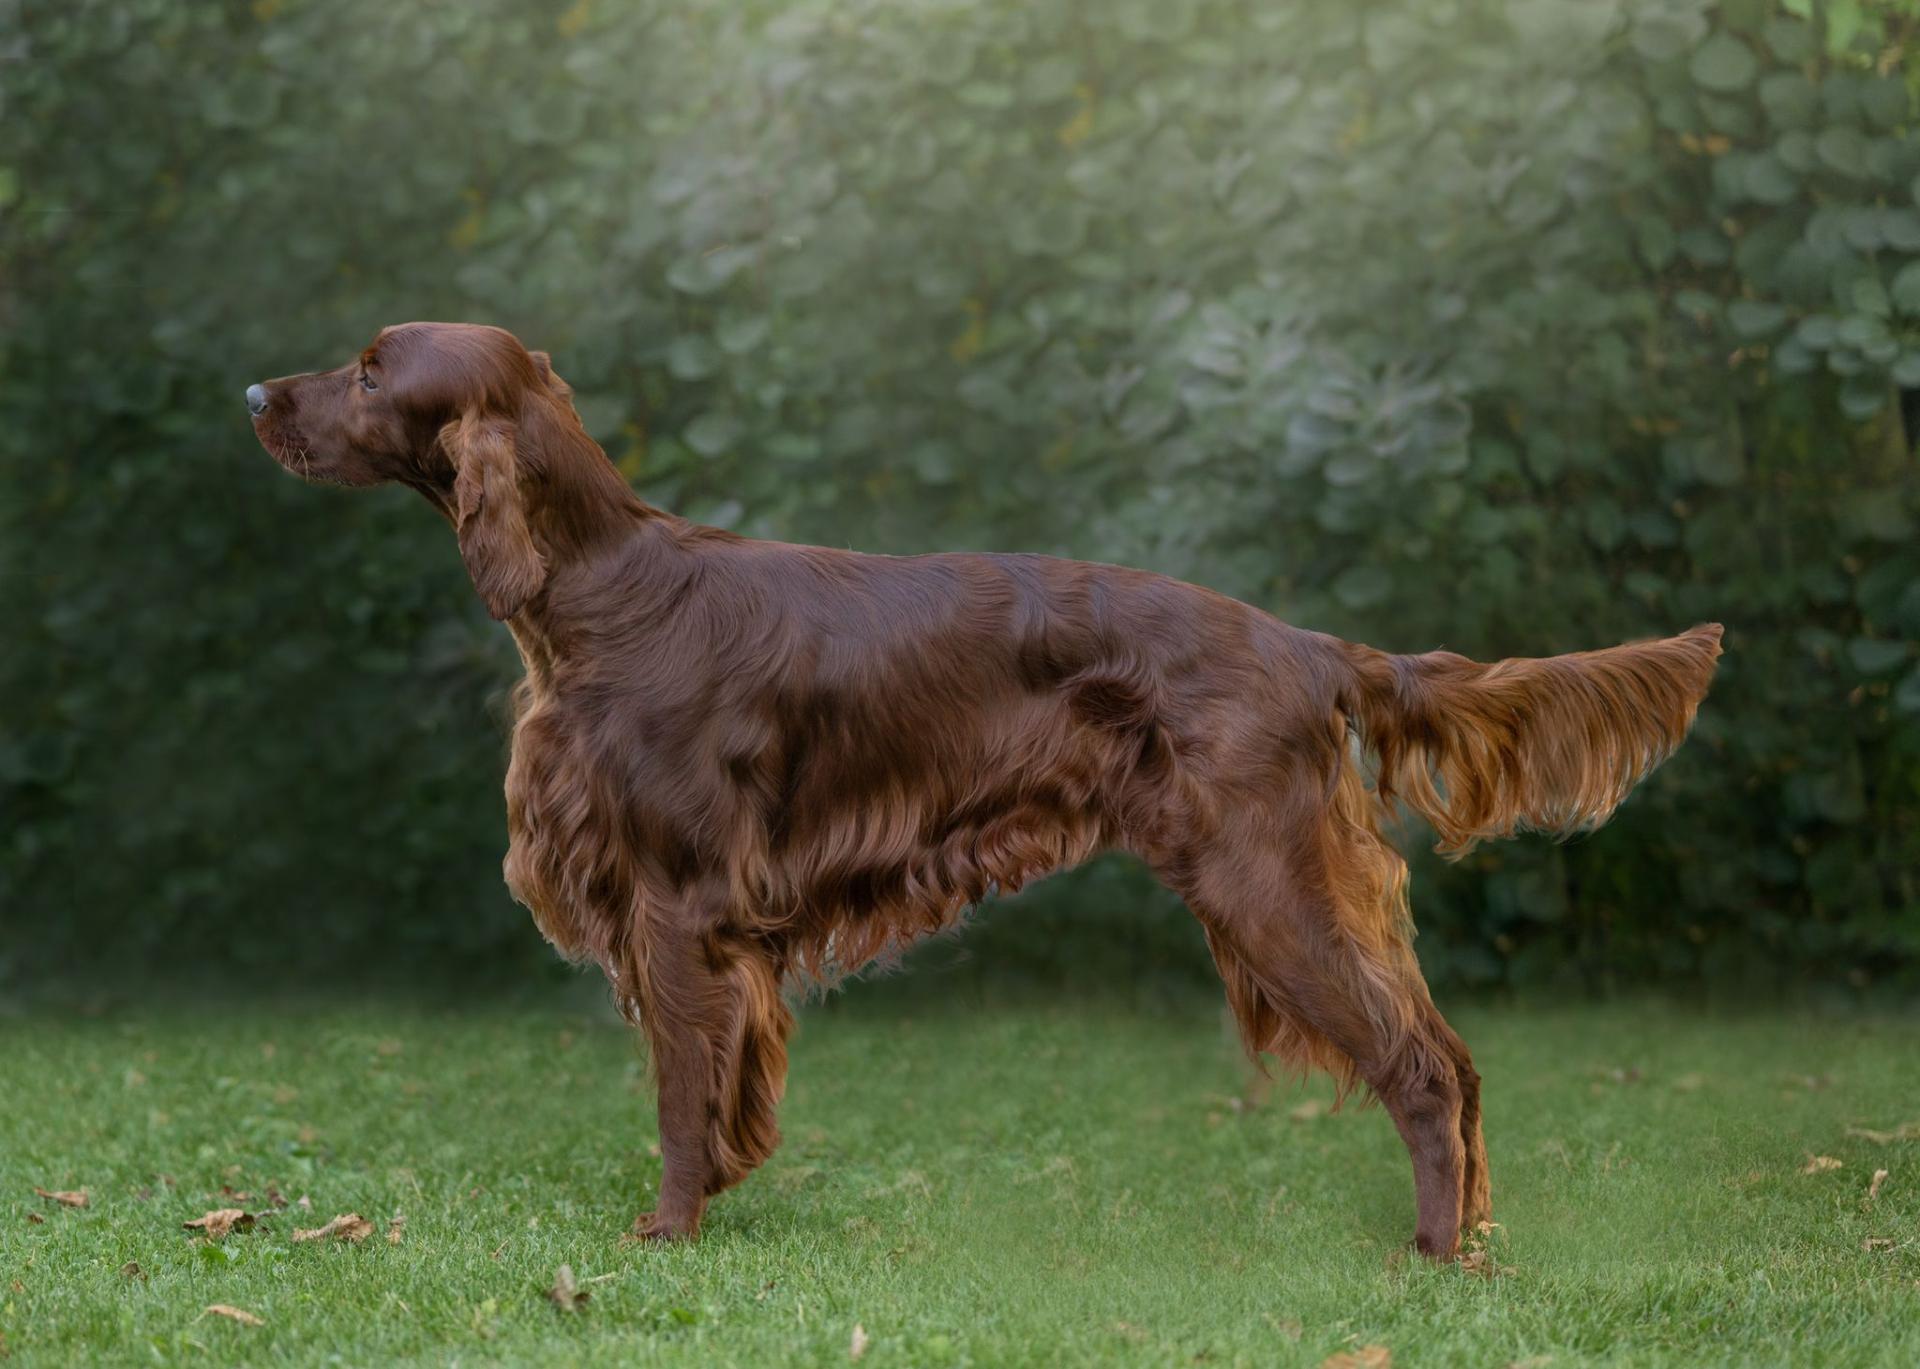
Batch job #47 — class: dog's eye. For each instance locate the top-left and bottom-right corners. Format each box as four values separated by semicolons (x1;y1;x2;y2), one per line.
360;373;379;393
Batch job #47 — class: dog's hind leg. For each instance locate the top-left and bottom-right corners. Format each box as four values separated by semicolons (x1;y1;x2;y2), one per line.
1424;1004;1490;1229
1175;814;1468;1258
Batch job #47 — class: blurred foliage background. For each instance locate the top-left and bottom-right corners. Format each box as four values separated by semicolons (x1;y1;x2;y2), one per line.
3;0;1919;997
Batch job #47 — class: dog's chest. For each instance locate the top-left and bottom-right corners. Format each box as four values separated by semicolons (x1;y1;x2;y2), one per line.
498;688;628;962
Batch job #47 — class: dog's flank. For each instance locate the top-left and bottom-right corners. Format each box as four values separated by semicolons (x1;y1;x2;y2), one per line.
247;321;1722;1259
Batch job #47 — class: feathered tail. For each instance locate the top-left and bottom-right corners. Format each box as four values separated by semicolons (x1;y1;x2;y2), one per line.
1337;624;1723;854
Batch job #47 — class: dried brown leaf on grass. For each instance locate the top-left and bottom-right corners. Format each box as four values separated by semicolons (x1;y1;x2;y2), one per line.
1289;1098;1327;1122
546;1264;617;1311
1460;1220;1516;1279
1320;1346;1391;1369
32;1188;87;1208
1847;1122;1920;1145
1801;1155;1843;1175
119;1262;145;1281
850;1323;870;1360
1460;1248;1514;1279
203;1304;264;1327
25;1213;43;1225
292;1212;373;1243
547;1264;587;1312
184;1209;259;1239
387;1213;407;1245
1863;1237;1897;1252
1867;1168;1890;1202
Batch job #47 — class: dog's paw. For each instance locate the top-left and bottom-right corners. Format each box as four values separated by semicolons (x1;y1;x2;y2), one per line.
625;1210;698;1244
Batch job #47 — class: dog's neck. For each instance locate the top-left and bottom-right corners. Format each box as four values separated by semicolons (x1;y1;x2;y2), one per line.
489;424;664;686
411;415;659;609
524;428;656;573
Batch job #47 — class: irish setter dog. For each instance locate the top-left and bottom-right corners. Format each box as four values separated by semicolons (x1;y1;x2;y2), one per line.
248;322;1721;1257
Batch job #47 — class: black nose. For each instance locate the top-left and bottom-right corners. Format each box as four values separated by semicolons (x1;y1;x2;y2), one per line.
245;383;269;416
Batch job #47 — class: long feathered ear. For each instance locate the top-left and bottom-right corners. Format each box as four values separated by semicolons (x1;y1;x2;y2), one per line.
443;412;547;620
528;350;573;401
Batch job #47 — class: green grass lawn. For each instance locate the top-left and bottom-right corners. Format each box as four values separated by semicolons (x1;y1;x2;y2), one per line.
3;990;1918;1366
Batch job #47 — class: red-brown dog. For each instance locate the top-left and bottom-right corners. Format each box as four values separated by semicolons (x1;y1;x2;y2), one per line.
249;322;1721;1256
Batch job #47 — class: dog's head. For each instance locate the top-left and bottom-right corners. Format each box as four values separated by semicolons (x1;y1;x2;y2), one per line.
247;322;579;619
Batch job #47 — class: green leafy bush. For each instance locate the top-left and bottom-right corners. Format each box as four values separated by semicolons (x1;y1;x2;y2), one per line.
3;0;1917;991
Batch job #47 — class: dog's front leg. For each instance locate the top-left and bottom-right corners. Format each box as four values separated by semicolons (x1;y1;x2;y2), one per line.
629;917;791;1242
633;1005;717;1241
